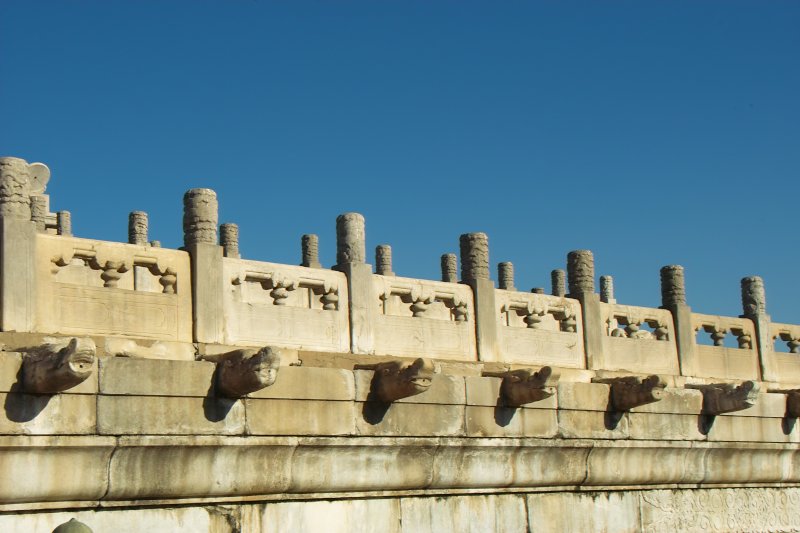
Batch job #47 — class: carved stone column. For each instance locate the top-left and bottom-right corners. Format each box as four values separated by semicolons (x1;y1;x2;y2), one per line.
183;188;223;343
301;234;322;268
335;212;374;354
0;157;38;332
375;244;394;276
128;211;148;245
660;265;697;377
57;210;72;236
600;275;615;304
551;269;566;297
441;253;457;283
30;195;48;232
460;232;499;362
498;262;515;291
567;250;600;369
220;222;240;259
741;276;771;381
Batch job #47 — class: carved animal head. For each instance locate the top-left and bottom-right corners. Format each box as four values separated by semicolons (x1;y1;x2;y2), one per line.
501;366;558;406
57;337;97;379
372;358;435;402
216;346;281;398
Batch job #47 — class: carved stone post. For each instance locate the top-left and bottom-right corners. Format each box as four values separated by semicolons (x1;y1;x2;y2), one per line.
30;195;48;232
183;188;223;343
567;250;600;369
301;234;322;268
0;157;37;332
441;253;457;283
600;275;615;304
335;212;375;354
460;232;499;362
660;265;697;377
128;211;148;245
498;262;515;291
551;269;566;297
741;276;771;381
57;210;72;236
220;222;240;259
375;244;394;276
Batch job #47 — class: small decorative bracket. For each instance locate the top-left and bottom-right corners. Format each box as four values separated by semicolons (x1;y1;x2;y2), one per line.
22;337;96;394
205;346;281;398
483;366;560;407
356;358;436;403
687;380;760;415
593;374;667;411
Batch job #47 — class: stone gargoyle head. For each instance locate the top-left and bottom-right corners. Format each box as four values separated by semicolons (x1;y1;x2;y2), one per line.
215;346;281;398
22;337;96;394
368;357;436;403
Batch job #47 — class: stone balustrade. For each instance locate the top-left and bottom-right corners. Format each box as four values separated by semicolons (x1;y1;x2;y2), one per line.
2;156;800;532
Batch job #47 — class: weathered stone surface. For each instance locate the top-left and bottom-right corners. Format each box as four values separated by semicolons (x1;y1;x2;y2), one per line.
550;269;566;297
459;232;489;282
262;498;400;533
465;405;557;437
219;222;240;258
0;392;96;435
22;337;96;394
639;487;800;533
465;376;557;409
527;491;640;533
355;403;464;436
336;212;365;265
627;412;706;440
375;244;394;276
558;410;629;439
245;399;355;435
100;358;215;397
127;211;148;245
707;415;796;443
441;253;457;282
741;275;766;317
567;249;594;295
0;508;222;533
97;395;245;435
248;366;354;400
183;188;218;246
557;382;611;412
400;494;528;533
498;261;514;290
0;157;32;220
660;264;686;307
301;234;322;268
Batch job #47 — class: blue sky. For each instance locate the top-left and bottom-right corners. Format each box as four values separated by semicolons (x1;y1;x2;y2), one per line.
2;1;798;322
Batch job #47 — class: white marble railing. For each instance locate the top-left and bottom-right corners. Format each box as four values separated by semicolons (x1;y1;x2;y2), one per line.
691;313;760;380
598;303;680;374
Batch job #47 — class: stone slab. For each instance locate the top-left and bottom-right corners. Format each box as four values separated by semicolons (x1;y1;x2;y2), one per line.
586;446;706;486
557;409;628;439
465;406;557;438
100;357;215;397
707;414;797;443
0;392;95;435
0;507;222;533
97;395;245;435
629;388;703;414
245;399;355;436
627;412;706;441
355;403;464;436
527;491;640;533
557;382;611;412
354;369;465;405
262;498;401;533
400;494;528;533
248;367;354;401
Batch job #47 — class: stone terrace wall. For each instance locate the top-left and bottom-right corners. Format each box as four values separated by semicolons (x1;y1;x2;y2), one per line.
1;156;800;533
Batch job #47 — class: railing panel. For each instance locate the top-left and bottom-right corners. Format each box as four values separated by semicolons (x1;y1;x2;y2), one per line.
597;303;680;374
769;322;800;383
222;258;349;352
495;290;585;368
371;275;477;360
691;312;760;380
36;234;191;341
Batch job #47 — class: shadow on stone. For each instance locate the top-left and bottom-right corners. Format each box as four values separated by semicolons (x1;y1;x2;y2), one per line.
202;371;237;422
698;414;716;435
603;389;624;430
493;403;518;427
782;416;796;435
361;390;391;425
3;367;52;423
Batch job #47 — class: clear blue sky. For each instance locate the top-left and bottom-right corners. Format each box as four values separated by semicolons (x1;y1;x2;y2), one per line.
2;2;798;322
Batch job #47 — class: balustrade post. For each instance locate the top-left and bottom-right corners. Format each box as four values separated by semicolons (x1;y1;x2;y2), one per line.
460;232;499;362
334;212;375;354
741;276;772;381
660;265;697;376
184;188;223;344
567;250;600;369
0;157;38;332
